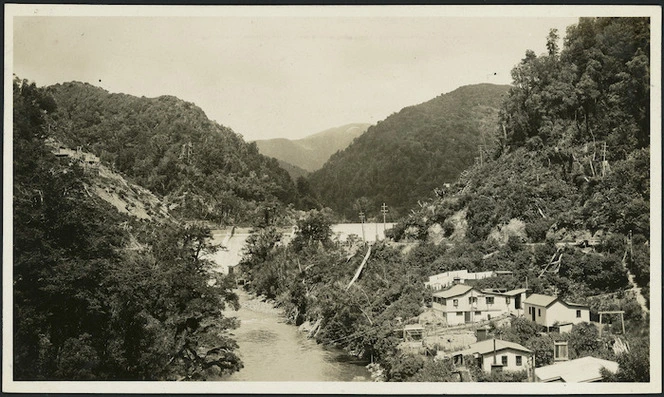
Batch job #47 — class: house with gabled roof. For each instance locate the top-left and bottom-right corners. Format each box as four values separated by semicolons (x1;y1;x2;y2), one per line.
431;285;526;326
523;293;590;330
481;288;528;316
451;338;532;373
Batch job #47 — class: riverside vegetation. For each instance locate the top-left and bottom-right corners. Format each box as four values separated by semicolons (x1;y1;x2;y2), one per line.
13;17;651;382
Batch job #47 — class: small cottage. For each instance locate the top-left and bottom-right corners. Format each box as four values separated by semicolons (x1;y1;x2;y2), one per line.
452;339;532;373
523;293;590;330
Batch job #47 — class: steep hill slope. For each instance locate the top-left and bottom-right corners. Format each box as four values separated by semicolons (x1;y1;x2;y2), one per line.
390;17;651;305
47;140;172;223
308;84;510;219
46;82;297;224
254;123;369;172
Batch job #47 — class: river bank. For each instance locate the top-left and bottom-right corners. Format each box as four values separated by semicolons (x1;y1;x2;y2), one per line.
219;289;371;382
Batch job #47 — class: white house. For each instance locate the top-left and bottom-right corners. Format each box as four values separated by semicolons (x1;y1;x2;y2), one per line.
523;293;590;330
535;356;619;382
481;288;529;316
425;270;495;291
452;339;532;373
431;285;525;325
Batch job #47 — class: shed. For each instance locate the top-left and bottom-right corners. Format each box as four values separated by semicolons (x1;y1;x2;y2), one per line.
403;324;424;342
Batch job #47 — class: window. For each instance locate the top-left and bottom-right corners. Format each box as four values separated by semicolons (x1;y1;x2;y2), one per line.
440;298;446;305
475;311;481;315
576;309;581;318
486;297;495;305
469;297;477;304
538;308;541;317
453;299;459;307
501;356;508;366
506;297;511;305
528;307;532;314
457;312;463;316
516;356;522;366
554;341;569;361
487;314;492;320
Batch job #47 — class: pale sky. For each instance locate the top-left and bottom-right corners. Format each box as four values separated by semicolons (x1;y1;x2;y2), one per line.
12;10;580;141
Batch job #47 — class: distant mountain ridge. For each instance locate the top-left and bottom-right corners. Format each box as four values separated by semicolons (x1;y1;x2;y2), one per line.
275;160;310;181
307;84;511;219
254;123;370;173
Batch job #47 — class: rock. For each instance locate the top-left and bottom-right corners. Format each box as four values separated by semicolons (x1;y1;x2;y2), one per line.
298;320;312;333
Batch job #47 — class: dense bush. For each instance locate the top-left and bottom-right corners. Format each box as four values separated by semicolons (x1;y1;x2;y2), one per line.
13;78;241;380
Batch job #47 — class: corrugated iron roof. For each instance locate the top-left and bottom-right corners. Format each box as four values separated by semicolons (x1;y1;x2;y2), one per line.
535;356;619;383
523;293;558;307
563;301;589;308
454;338;532;357
432;284;474;298
503;288;528;296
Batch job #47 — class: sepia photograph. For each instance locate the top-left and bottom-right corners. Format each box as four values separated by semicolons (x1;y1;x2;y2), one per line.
3;4;661;394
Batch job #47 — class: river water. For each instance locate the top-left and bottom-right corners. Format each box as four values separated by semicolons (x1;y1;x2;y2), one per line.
220;290;371;382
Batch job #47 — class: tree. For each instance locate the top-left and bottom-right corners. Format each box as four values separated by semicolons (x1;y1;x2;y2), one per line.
384;353;425;382
501;317;540;345
568;322;600;358
524;335;555;367
546;29;560;57
604;336;649;382
410;358;458;382
291;210;333;252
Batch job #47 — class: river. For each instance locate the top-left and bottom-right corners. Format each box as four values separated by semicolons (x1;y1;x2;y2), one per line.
219;289;371;382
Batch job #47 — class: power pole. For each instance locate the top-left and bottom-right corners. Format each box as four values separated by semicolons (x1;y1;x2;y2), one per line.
381;203;388;233
359;211;366;242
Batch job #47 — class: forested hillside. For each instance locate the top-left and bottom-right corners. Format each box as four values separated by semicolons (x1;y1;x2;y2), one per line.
274;159;310;181
254;123;369;173
13;78;242;380
390;17;651;303
46;82;297;224
308;84;509;219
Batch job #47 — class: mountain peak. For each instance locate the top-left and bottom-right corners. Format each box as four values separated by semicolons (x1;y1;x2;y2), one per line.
254;123;370;173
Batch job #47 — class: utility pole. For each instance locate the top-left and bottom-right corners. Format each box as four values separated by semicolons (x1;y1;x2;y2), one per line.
381;203;388;234
359;211;366;242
